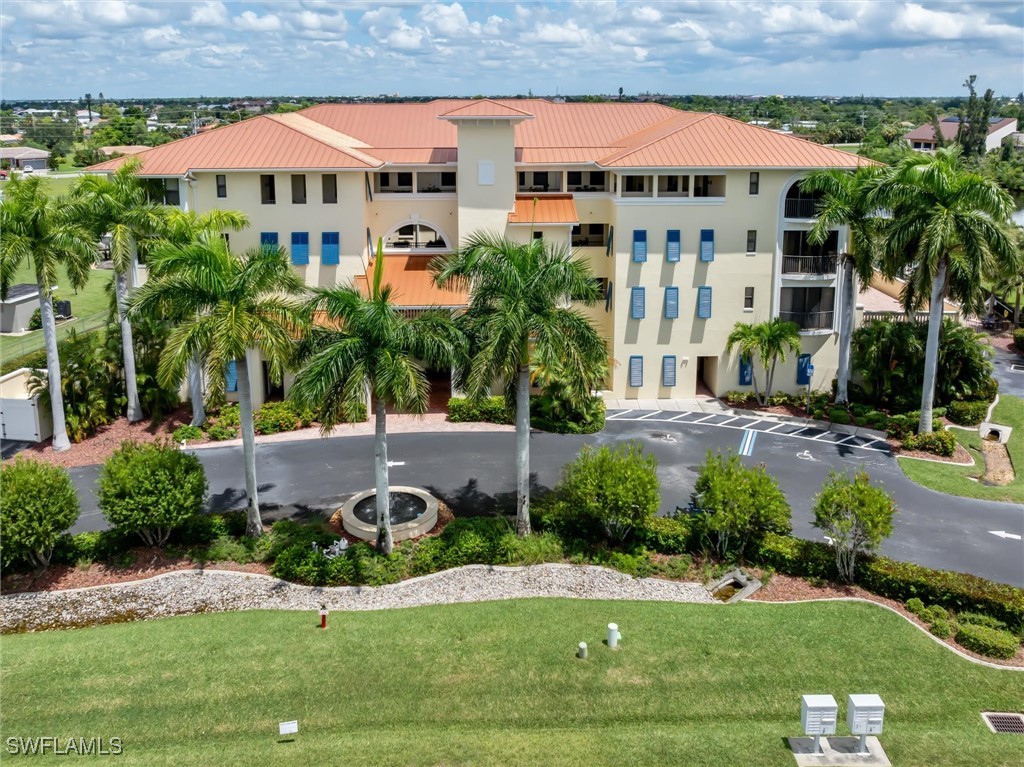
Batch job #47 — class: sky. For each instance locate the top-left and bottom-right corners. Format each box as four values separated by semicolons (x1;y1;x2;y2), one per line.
1;1;1022;100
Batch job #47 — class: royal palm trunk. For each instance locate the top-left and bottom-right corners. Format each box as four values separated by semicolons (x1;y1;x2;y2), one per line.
918;260;947;435
835;256;855;405
236;357;262;536
114;270;142;422
374;397;394;555
188;353;205;426
38;290;70;452
515;362;531;536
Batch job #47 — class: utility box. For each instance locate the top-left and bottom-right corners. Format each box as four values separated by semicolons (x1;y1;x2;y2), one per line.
847;694;885;735
801;695;838;736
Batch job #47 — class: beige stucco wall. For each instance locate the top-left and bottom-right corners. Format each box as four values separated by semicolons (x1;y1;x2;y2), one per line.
455;122;517;242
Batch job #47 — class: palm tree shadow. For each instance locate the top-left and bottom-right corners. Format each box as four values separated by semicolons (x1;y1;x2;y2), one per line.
206;482;277;513
425;474;553;518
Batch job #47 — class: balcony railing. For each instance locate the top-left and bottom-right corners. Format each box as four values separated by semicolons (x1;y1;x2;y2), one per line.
780;310;834;331
784;198;820;218
782;255;838;275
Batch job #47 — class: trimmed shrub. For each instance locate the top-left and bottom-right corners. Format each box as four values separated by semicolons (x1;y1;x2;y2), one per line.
812;470;896;583
858;557;1024;631
531;396;605;434
947;400;990;426
206;424;237;441
929;619;954;639
955;623;1020;659
957;612;1008;630
906;597;926;616
0;457;80;569
495;531;564;565
1013;328;1024;352
172;424;204;443
829;409;852;425
254;400;312;435
902;429;957;457
751;533;837;580
98;441;208;547
448;396;514;424
553;442;660;544
638;516;692;555
691;451;791;560
28;308;42;331
919;604;950;624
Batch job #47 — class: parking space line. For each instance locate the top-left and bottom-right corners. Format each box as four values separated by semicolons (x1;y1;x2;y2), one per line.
606;409;633;420
693;414;718;423
667;413;691;421
636;411;662;420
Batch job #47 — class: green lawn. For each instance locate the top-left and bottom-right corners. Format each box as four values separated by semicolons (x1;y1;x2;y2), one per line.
0;259;112;363
899;394;1023;504
2;600;1022;766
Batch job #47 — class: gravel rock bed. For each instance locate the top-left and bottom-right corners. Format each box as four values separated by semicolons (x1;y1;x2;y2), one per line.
1;564;716;633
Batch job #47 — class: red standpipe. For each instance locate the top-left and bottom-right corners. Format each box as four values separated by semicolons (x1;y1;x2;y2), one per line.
320;608;328;629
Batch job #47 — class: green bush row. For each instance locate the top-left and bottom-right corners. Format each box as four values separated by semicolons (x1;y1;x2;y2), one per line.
902;429;957;457
752;532;1024;630
955;622;1020;660
1014;328;1024;351
448;395;605;434
946;400;990;426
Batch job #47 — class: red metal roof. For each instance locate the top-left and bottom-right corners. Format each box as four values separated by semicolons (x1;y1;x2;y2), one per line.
508;195;579;225
356;255;468;307
88;100;874;175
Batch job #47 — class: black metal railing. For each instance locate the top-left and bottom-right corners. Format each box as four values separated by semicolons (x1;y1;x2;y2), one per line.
784;198;820;218
780;310;834;331
782;254;838;275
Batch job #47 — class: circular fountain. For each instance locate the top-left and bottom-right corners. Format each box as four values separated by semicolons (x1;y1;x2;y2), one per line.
339;486;439;542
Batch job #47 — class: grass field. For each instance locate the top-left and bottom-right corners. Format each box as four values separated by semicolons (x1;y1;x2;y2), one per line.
0;261;112;363
2;600;1022;766
898;395;1023;504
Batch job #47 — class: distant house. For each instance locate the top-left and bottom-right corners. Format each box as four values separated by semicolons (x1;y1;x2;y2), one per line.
903;116;1018;152
99;145;150;158
76;109;101;126
0;134;23;145
0;147;50;169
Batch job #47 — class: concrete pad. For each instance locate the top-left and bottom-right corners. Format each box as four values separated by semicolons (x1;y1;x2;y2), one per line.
636;399;661;411
656;399;684;412
829;423;858;436
788;737;891;767
854;426;888;440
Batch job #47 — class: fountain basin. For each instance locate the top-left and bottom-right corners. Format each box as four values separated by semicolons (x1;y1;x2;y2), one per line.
339;486;439;542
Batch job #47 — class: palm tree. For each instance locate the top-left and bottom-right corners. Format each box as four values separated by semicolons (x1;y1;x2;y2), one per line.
128;234;305;536
725;319;802;406
72;158;165;422
990;226;1024;328
0;177;96;452
158;208;250;426
800;166;882;404
432;233;606;535
872;147;1019;433
290;245;463;554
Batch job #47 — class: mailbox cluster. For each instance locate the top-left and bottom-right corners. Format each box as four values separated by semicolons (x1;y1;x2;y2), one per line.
801;694;885;755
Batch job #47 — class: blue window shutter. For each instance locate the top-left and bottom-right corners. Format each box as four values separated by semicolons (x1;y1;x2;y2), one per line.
629;356;643;387
322;231;340;265
225;360;238;392
632;229;647;262
260;232;278;248
604;280;613;313
739;356;753;386
664;286;679;319
630;287;645;319
291;232;309;265
605;225;614;257
697;286;712;318
666;230;681;262
797;354;812;385
700;229;715;262
662;356;676;387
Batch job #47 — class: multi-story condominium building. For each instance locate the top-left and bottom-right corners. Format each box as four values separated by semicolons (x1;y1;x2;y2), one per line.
91;99;871;408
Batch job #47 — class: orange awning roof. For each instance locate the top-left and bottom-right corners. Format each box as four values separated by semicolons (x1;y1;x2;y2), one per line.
508;194;579;225
355;255;468;308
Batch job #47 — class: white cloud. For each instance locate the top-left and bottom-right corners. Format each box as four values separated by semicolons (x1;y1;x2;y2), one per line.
632;6;662;23
188;1;228;27
142;25;183;50
234;10;281;33
420;3;480;37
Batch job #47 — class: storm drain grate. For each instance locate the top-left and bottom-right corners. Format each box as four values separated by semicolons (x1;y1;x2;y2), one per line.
982;712;1024;734
1011;364;1024;373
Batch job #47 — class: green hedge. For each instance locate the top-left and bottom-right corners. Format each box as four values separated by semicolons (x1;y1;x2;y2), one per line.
954;622;1020;659
947;400;990;427
448;395;606;434
1013;328;1024;351
636;516;692;555
751;532;1024;630
902;429;957;457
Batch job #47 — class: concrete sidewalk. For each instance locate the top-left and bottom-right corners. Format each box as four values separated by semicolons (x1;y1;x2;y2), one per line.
188;413;514;451
601;396;730;413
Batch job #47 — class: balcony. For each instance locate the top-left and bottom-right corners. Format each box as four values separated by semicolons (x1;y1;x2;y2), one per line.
782;254;838;275
780;310;834;331
784;198;819;218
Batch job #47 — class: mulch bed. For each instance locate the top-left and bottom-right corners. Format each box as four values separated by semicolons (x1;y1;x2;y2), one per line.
725;400;809;418
0;547;270;595
749;572;1024;668
892;440;975;465
5;407;210;469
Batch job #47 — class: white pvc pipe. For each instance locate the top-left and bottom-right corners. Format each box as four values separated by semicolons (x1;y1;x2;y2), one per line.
578;642;588;659
607;623;619;649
